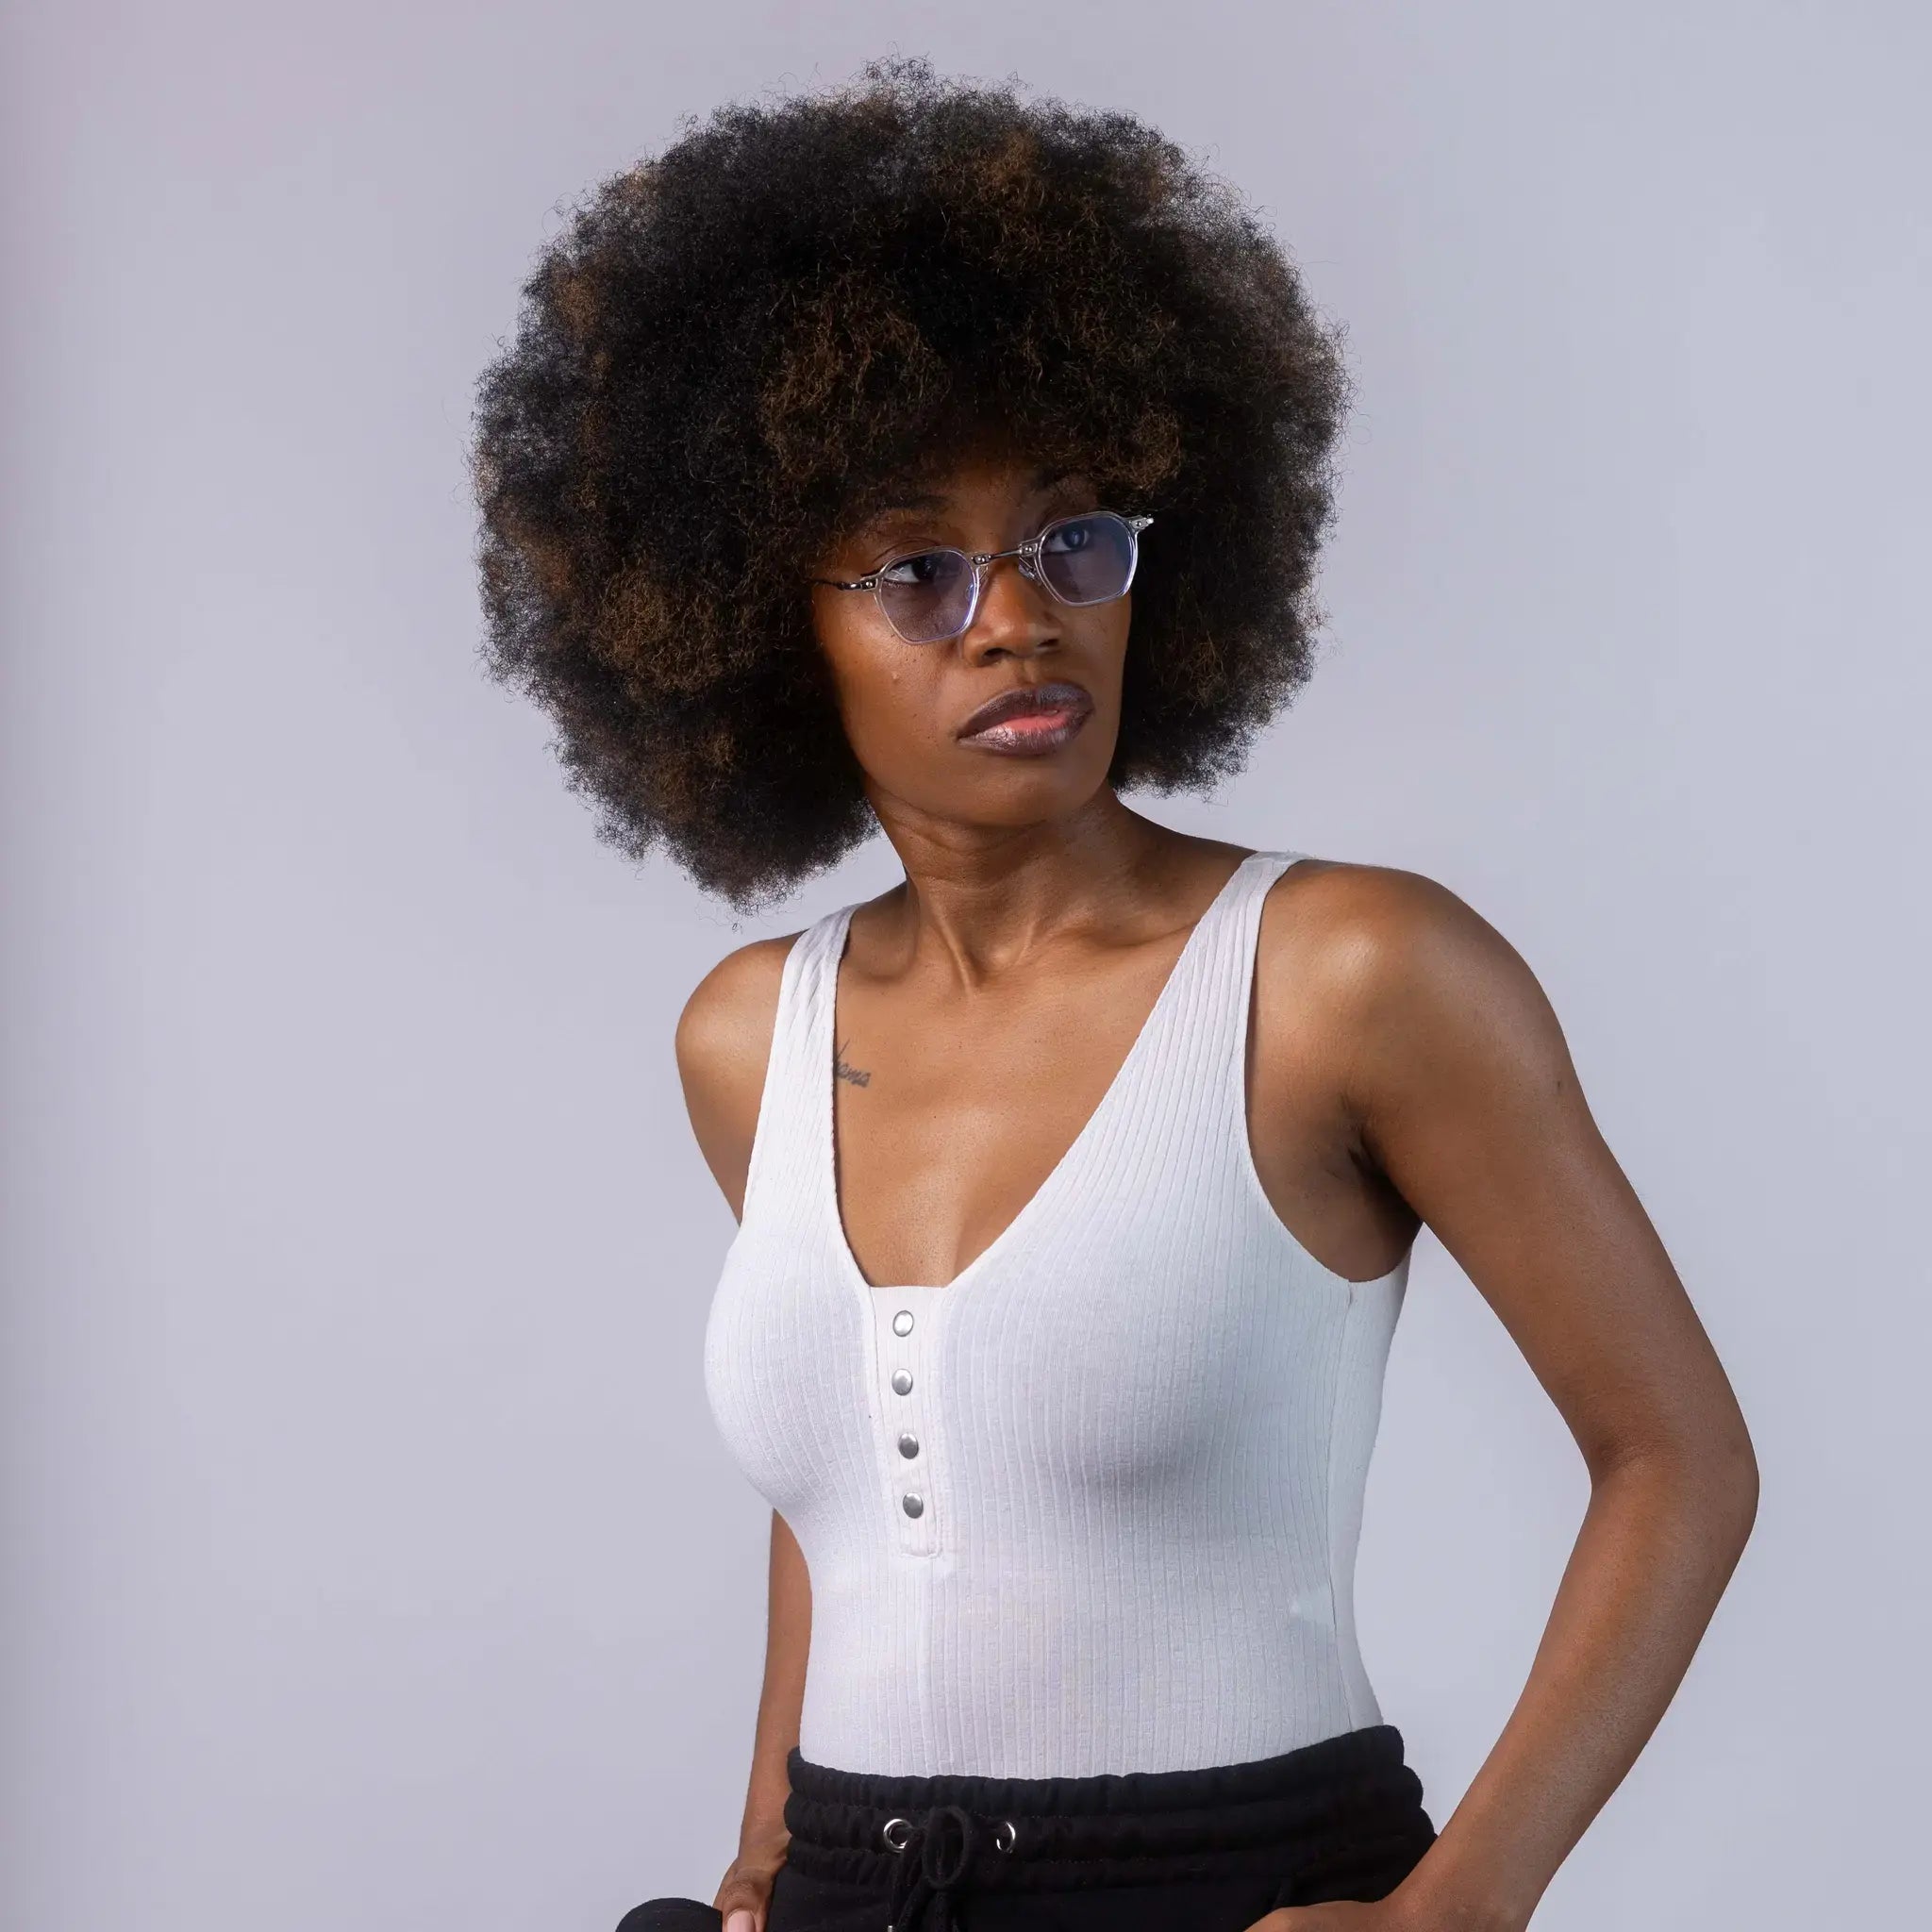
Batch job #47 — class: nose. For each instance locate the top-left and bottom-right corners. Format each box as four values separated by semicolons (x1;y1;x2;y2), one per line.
959;552;1059;663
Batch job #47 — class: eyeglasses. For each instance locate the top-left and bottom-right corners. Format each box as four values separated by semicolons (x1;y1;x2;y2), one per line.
809;509;1154;645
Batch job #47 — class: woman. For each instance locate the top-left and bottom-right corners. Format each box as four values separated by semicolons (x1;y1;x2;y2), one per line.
470;58;1757;1932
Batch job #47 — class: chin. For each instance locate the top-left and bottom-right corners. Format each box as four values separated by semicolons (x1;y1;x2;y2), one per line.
954;759;1117;828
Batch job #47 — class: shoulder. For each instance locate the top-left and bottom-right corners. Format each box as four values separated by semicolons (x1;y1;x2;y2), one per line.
674;928;808;1109
1259;856;1516;987
1257;856;1574;1104
674;926;814;1218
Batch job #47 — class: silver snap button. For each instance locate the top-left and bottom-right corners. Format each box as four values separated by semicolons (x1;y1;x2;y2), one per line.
891;1368;913;1395
901;1491;924;1518
891;1309;914;1337
897;1432;919;1458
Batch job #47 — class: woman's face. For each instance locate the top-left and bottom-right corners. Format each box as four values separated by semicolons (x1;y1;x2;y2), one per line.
808;451;1133;838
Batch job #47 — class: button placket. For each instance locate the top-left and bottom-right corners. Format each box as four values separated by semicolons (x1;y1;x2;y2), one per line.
875;1288;938;1555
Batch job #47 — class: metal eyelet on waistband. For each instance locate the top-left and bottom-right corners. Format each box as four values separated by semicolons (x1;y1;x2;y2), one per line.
884;1807;1020;1855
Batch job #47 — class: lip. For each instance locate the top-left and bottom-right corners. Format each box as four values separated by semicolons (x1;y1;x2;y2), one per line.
955;679;1095;757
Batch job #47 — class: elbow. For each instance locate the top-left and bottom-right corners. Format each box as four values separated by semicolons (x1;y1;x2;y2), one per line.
1698;1395;1761;1546
1723;1428;1761;1548
1602;1421;1760;1554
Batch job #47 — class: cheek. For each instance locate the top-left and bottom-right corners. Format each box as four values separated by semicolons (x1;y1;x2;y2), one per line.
816;628;943;758
849;672;951;774
1071;607;1133;700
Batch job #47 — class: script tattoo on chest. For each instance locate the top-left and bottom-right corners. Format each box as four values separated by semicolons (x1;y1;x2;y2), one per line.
833;1036;873;1089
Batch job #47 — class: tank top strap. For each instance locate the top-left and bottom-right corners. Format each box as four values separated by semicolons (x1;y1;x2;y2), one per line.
739;902;849;1227
1118;847;1308;1159
1209;846;1307;1096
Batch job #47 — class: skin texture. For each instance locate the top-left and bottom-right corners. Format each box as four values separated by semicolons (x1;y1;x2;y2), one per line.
675;456;1759;1932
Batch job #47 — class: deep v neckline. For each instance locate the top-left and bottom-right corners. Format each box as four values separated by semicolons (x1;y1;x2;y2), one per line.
821;852;1264;1295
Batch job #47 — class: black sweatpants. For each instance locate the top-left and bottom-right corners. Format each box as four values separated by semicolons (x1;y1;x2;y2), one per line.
616;1723;1437;1932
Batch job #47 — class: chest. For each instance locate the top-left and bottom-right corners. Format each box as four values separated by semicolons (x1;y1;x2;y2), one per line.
706;1170;1352;1542
829;941;1362;1293
830;942;1190;1290
700;859;1404;1551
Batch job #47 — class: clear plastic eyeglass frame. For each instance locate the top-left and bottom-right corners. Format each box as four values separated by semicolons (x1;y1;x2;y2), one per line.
809;510;1155;644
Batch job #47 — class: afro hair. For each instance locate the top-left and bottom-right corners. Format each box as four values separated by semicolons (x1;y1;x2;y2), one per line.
469;56;1351;909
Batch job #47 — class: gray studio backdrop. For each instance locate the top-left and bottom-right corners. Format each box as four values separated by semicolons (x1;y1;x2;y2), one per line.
4;4;1926;1928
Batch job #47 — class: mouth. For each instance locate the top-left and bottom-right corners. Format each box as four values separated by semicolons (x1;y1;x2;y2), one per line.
955;679;1095;758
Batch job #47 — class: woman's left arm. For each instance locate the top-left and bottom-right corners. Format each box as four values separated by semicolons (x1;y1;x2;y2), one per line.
1257;867;1759;1932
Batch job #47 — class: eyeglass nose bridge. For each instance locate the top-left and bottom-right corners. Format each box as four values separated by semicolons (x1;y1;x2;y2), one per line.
969;537;1043;577
953;538;1047;637
960;514;1153;625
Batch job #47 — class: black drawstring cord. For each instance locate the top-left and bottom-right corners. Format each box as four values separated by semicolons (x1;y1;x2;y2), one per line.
881;1800;1017;1932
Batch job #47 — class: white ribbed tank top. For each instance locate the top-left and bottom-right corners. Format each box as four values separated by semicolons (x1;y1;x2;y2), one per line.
702;850;1412;1778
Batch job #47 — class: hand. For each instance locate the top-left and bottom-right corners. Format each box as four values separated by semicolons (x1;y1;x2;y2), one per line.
712;1833;787;1932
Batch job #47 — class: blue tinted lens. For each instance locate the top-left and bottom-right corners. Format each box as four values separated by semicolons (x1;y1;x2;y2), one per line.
877;548;974;641
1037;513;1137;606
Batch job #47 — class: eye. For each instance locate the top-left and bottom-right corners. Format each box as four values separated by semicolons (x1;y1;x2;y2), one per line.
880;547;958;586
1041;515;1099;555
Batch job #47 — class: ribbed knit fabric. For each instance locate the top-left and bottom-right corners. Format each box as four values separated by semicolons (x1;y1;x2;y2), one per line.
702;850;1414;1778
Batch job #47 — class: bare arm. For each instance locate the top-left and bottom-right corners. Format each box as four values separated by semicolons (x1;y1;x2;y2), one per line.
1257;868;1759;1932
708;1509;811;1929
675;936;813;1932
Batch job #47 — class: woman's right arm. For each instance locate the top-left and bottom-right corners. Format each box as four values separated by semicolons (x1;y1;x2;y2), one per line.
675;936;810;1932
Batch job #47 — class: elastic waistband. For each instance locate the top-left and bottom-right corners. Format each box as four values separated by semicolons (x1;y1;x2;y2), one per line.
783;1725;1436;1929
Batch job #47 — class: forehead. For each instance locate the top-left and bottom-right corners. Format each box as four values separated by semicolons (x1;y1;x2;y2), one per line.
842;458;1088;537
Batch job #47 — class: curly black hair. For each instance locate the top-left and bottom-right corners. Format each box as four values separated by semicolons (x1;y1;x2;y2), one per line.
469;56;1350;910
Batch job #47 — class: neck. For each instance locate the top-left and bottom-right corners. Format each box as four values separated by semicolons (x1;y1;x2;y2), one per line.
859;790;1208;982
